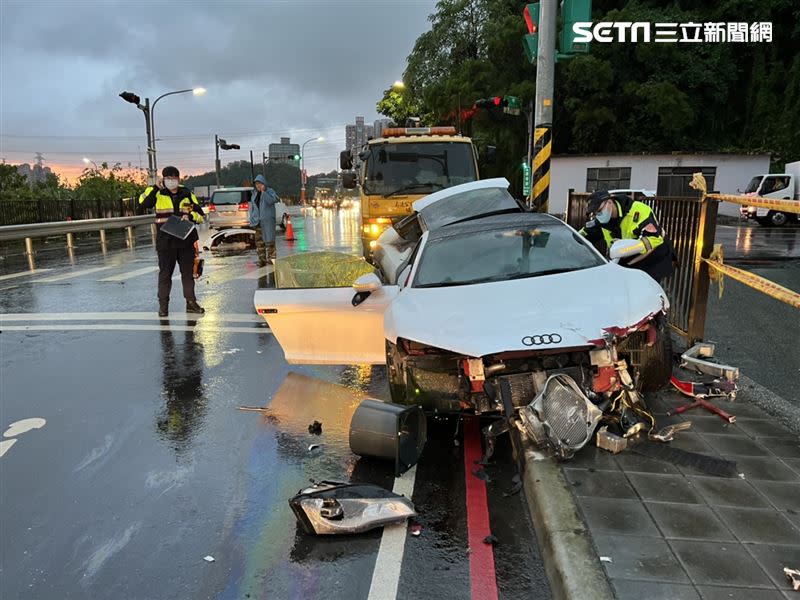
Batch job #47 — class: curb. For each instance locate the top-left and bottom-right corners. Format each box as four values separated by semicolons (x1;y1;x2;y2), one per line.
518;433;614;600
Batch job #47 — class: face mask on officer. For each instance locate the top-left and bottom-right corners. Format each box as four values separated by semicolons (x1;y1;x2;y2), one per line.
164;178;179;191
596;201;613;224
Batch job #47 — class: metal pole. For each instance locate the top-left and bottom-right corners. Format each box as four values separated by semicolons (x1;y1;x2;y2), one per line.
149;101;158;176
143;98;156;185
531;0;556;213
262;153;267;178
215;135;221;188
300;140;308;205
250;150;255;183
99;229;107;246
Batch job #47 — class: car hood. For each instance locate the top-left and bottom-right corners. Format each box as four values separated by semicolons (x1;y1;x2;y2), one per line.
384;263;668;357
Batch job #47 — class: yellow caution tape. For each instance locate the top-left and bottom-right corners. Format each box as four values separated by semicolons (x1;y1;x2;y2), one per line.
703;243;800;309
689;173;800;213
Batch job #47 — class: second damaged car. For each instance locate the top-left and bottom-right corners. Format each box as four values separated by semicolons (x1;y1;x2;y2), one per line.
254;186;672;434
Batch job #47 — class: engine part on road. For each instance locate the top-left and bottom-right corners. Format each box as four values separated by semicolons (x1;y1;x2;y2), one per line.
529;374;604;460
595;426;627;454
349;399;427;476
289;481;416;535
648;420;693;443
681;342;740;382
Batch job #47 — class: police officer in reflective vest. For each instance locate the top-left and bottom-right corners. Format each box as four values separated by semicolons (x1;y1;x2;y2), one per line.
139;166;205;317
580;190;674;282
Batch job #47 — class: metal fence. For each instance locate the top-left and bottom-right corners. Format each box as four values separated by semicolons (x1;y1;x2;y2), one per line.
0;198;138;226
565;190;718;345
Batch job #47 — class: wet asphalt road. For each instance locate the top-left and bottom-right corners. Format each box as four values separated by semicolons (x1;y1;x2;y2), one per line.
0;207;550;600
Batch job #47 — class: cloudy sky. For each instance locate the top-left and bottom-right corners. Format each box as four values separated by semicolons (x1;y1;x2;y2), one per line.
0;0;436;182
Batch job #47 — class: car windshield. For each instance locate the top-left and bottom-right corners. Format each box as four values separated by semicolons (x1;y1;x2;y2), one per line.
212;190;247;205
413;225;604;288
744;176;762;193
364;142;477;196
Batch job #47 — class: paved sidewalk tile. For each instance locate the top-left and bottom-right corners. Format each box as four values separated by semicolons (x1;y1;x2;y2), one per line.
756;481;800;512
646;502;735;541
612;579;700;599
687;476;772;509
563;468;637;499
614;452;680;474
578;497;660;536
564;446;620;471
686;417;741;436
759;437;800;459
696;585;786;599
668;432;720;455
745;543;800;588
732;457;800;482
628;473;704;504
700;433;771;457
592;534;691;583
669;540;774;587
715;507;800;544
784;458;800;475
735;419;797;439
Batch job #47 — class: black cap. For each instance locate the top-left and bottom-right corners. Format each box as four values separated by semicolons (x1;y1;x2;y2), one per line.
162;166;180;177
586;190;611;215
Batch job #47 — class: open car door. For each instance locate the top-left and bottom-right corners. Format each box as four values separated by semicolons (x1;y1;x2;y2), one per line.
254;285;399;364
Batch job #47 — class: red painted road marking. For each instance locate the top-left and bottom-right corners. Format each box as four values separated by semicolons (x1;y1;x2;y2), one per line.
463;416;499;600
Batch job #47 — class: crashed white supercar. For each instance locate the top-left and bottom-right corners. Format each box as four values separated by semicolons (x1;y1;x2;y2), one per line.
254;179;672;415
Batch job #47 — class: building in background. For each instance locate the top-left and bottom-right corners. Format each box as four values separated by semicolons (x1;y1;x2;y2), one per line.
16;154;53;184
549;153;771;216
268;137;301;167
373;118;392;139
344;117;373;166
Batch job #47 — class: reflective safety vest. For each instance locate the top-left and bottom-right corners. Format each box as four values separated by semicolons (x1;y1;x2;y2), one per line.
580;199;666;259
138;186;204;225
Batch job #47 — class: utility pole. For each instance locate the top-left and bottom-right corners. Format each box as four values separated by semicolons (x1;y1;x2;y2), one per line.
215;134;221;187
531;0;556;213
250;150;255;183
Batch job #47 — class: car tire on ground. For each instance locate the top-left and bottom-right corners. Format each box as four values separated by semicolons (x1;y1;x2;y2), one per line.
768;211;788;226
634;315;674;393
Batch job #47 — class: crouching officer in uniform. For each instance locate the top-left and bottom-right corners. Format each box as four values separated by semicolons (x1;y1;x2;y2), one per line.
580;190;674;282
139;166;205;317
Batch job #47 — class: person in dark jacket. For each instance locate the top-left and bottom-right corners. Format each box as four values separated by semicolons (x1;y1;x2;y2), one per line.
248;174;279;266
580;190;674;282
138;166;205;317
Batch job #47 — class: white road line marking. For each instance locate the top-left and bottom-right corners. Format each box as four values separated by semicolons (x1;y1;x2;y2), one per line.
0;269;52;282
0;324;270;334
33;265;116;283
0;312;263;323
237;265;275;280
99;266;159;282
367;465;417;600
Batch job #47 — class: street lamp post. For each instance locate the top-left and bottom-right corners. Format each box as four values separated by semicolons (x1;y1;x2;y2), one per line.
119;87;205;185
82;157;99;171
299;136;324;205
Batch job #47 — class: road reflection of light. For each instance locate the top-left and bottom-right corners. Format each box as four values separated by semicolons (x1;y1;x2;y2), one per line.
735;226;753;254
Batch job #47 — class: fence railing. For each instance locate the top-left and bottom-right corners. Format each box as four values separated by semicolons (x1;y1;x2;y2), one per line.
0;198;138;226
565;190;718;345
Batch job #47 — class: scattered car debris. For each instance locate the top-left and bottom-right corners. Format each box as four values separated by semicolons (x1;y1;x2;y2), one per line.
308;444;320;452
308;420;323;435
409;523;423;537
472;468;491;482
221;348;242;356
289;481;416;535
649;421;693;443
600;556;613;563
349;399;427;476
680;342;739;383
669;375;737;423
236;406;269;413
483;534;499;546
503;474;523;497
203;555;215;563
785;567;800;591
596;426;628;454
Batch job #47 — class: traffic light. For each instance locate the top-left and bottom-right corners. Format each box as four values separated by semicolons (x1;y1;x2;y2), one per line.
218;138;240;150
560;0;591;55
119;91;141;105
523;3;539;62
504;96;522;116
474;96;522;116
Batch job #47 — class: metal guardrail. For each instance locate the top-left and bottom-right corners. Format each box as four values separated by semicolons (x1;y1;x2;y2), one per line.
0;214;155;242
0;197;139;226
565;190;718;345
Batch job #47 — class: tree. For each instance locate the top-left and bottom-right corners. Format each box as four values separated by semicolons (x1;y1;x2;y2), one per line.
73;162;145;202
0;164;32;199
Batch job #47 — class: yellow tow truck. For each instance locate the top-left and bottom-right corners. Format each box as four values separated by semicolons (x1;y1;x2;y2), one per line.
340;126;481;259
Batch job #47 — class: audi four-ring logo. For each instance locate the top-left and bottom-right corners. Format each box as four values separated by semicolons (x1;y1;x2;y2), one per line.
521;333;563;346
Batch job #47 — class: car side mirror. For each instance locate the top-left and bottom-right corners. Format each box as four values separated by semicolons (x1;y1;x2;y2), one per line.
340;150;353;171
342;172;357;189
352;273;381;306
609;239;643;262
